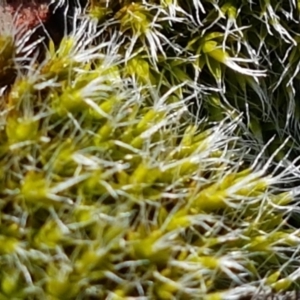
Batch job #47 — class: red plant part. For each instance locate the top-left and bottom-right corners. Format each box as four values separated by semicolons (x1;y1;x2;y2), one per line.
0;1;53;87
1;0;50;31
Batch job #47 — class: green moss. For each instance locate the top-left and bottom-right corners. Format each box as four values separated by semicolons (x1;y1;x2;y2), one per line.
0;0;299;299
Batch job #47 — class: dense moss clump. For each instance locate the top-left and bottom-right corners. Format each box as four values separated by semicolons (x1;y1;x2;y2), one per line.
1;0;300;299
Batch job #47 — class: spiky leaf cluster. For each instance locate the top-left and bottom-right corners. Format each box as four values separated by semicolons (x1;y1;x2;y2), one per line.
0;0;300;299
84;0;300;160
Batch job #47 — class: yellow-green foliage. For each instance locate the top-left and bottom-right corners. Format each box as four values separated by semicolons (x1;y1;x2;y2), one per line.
86;0;300;158
0;0;300;299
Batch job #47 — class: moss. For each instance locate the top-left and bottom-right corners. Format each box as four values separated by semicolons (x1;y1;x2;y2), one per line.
0;0;300;299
